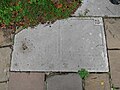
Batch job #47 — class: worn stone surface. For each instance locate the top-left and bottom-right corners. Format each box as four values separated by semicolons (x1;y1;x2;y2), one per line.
73;0;120;17
46;73;83;90
85;74;110;90
0;83;8;90
0;47;11;82
104;18;120;49
11;17;108;72
108;50;120;87
8;72;45;90
0;29;14;46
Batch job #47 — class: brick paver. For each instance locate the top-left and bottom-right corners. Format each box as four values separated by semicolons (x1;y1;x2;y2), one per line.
8;72;45;90
85;74;110;90
46;73;83;90
104;18;120;49
108;50;120;87
0;47;11;82
105;18;120;88
0;83;8;90
0;30;13;47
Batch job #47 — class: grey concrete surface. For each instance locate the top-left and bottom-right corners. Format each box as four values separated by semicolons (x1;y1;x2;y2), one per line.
11;17;108;72
46;73;83;90
73;0;120;17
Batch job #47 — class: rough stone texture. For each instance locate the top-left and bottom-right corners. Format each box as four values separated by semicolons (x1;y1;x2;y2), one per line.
0;83;8;90
85;74;110;90
104;18;120;49
8;72;45;90
0;29;14;47
73;0;120;17
108;50;120;87
11;17;108;72
0;48;11;82
46;73;83;90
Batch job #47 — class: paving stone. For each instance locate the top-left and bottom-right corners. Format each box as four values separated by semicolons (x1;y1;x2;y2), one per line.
0;83;8;90
73;0;120;17
8;72;45;90
11;17;108;72
0;48;11;82
108;50;120;87
46;73;83;90
0;29;14;47
104;18;120;49
85;74;110;90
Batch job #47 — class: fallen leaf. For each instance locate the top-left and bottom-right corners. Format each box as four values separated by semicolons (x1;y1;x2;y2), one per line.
56;4;63;8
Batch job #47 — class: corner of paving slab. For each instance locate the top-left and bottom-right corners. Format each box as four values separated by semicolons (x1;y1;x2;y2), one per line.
0;82;8;90
0;29;15;47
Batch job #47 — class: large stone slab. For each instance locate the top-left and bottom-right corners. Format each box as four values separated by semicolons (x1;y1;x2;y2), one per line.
73;0;120;17
11;17;108;72
46;73;83;90
85;74;110;90
8;72;45;90
0;48;11;82
108;50;120;87
104;18;120;49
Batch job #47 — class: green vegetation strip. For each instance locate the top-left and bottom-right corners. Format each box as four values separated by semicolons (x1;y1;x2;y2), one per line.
0;0;82;31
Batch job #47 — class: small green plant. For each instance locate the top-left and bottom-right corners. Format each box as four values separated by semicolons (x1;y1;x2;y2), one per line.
78;69;89;79
111;84;117;90
111;87;116;90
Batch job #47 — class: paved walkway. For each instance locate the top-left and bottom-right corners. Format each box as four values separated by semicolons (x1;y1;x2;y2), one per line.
0;0;120;90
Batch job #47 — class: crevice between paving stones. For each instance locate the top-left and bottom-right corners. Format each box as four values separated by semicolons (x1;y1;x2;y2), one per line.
103;17;111;73
0;32;15;48
0;81;8;83
0;45;12;48
9;45;14;73
103;17;120;89
108;48;120;50
103;18;113;89
45;72;71;79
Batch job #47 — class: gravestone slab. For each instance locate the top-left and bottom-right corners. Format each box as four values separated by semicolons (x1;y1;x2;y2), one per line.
73;0;120;17
11;17;108;72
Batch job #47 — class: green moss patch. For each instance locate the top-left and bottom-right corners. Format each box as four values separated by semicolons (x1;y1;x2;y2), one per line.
0;0;82;31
